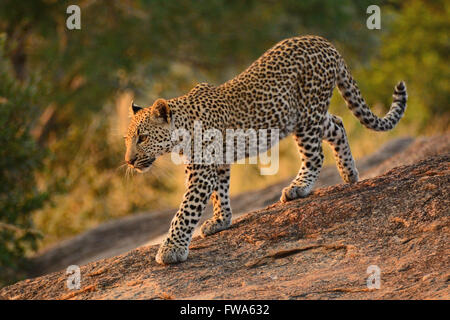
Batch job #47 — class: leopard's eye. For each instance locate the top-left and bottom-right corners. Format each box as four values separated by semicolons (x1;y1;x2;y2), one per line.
137;135;148;144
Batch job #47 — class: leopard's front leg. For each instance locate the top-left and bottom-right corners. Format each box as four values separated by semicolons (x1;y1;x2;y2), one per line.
200;165;232;237
156;164;217;265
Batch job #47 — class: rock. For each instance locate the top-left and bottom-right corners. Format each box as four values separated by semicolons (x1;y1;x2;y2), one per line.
1;152;449;300
26;136;416;277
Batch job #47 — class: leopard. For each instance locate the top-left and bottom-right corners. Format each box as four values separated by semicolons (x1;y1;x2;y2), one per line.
124;35;407;265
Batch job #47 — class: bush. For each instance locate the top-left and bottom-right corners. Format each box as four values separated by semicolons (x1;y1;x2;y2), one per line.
0;35;47;286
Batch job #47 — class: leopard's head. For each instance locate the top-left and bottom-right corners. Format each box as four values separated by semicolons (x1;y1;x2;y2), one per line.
124;99;173;172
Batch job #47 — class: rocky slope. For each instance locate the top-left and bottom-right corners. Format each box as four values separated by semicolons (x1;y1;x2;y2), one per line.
1;150;449;299
28;137;415;277
28;135;450;278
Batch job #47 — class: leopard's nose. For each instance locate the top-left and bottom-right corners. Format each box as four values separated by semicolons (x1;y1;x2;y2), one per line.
127;157;137;166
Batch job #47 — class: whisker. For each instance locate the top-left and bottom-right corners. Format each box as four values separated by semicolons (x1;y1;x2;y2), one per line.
146;164;173;181
125;167;131;181
152;161;175;179
116;162;128;171
150;168;171;180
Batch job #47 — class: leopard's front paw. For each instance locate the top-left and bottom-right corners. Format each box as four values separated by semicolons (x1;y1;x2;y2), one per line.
280;185;312;203
343;169;359;184
155;240;189;265
200;218;231;238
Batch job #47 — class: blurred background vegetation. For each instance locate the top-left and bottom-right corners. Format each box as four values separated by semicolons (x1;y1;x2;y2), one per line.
0;0;448;285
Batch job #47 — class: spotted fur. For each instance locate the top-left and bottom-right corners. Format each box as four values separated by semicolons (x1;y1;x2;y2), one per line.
124;35;407;264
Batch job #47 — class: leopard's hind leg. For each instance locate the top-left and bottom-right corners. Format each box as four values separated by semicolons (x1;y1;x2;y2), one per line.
280;121;325;203
322;113;359;183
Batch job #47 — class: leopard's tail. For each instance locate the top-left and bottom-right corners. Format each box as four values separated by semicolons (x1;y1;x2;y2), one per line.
337;59;407;131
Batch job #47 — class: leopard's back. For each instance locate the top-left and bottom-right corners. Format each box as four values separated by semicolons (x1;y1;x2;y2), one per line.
216;36;341;135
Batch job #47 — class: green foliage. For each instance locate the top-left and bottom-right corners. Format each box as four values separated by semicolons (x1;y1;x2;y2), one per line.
0;35;47;285
357;0;450;132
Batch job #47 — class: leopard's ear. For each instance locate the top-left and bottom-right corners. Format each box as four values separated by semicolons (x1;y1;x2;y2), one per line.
151;98;171;124
129;101;143;117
